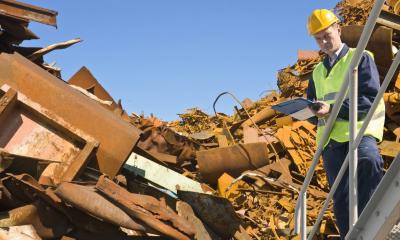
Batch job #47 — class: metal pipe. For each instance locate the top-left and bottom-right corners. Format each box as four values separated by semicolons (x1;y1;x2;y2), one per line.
349;67;358;226
306;43;400;240
300;193;307;239
294;0;386;236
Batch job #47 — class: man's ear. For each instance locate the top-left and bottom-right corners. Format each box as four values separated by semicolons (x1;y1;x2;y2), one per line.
337;24;341;36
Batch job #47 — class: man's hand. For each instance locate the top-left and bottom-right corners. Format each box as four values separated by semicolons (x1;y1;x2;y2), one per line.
308;101;331;118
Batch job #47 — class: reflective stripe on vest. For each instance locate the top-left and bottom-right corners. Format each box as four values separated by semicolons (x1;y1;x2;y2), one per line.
312;48;385;147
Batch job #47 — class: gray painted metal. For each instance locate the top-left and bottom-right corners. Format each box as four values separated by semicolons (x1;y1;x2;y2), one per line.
346;154;400;240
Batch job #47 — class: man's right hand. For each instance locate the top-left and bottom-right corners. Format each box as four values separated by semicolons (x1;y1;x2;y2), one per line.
308;101;331;118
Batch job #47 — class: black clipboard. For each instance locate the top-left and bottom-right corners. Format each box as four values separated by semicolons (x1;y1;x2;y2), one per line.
272;98;315;120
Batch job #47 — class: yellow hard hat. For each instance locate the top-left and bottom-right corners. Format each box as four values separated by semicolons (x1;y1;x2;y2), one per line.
307;9;339;35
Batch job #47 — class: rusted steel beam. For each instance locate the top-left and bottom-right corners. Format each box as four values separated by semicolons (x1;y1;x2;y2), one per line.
0;53;141;177
0;88;17;121
0;0;57;26
61;141;98;182
54;182;147;232
377;9;400;32
197;142;270;184
96;176;195;240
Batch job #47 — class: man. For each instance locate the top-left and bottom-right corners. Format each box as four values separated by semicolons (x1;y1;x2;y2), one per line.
306;9;385;239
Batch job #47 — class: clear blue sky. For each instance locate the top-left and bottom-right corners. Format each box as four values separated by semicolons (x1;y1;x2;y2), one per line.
22;0;339;121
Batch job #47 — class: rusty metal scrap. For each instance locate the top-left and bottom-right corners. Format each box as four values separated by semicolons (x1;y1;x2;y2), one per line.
0;54;141;178
96;176;195;240
0;0;399;239
0;202;71;239
335;0;374;26
277;54;322;98
0;0;57;27
54;182;148;233
197;142;270;184
177;190;244;239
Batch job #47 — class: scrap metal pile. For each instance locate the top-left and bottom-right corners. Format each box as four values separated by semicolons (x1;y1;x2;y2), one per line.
0;0;400;240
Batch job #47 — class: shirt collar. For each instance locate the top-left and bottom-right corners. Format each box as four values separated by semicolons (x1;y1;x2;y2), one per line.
323;43;349;70
329;43;345;64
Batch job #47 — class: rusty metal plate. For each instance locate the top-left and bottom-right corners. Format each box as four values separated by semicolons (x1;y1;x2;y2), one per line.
68;66;119;112
0;53;141;177
341;25;393;76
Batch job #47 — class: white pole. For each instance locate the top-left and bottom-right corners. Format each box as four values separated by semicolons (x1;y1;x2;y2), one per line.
349;67;359;226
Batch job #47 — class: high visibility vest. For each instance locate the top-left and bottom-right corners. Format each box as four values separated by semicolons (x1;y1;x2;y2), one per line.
312;48;385;147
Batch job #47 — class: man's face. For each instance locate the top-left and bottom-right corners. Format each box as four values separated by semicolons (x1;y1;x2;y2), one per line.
313;24;342;56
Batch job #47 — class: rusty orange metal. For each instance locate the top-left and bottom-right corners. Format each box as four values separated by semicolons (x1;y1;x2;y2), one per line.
0;85;99;184
341;25;393;77
196;142;270;184
177;190;242;239
0;52;141;178
0;0;57;26
297;50;320;61
68;66;120;112
54;182;148;232
96;176;195;240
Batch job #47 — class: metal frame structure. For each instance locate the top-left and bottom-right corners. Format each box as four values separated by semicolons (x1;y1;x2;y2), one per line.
294;0;400;238
346;154;400;239
0;84;99;184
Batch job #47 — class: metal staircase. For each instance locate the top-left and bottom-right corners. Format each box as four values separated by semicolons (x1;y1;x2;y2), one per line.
294;0;400;239
346;154;400;239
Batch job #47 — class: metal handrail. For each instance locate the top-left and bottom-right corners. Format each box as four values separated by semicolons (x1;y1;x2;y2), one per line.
294;0;386;238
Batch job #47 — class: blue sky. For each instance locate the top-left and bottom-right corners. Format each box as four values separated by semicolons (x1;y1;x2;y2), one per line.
22;0;339;121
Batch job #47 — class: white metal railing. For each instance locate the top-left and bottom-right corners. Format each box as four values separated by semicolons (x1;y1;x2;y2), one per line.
293;0;396;239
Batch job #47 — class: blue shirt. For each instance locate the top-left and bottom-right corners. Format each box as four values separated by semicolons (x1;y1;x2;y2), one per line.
306;44;381;125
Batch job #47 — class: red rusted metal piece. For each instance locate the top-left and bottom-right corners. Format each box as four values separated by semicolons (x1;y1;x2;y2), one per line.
0;53;141;178
54;182;147;232
0;85;99;184
196;142;270;184
0;0;57;26
96;176;195;240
